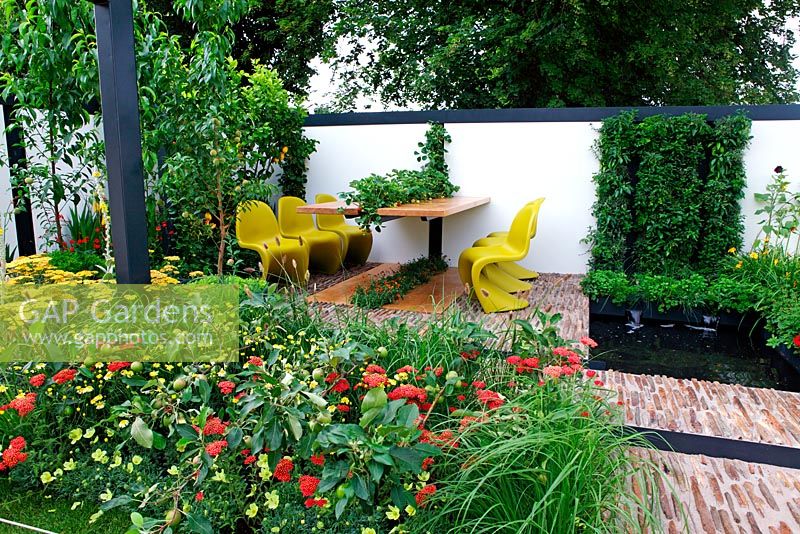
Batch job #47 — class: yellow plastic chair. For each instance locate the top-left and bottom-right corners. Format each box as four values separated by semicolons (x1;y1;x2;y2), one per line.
278;196;343;275
236;201;309;284
314;193;373;265
458;198;544;313
474;200;541;280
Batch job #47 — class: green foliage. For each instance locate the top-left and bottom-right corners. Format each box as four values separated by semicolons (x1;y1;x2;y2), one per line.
65;204;104;254
326;0;799;110
351;256;448;309
408;368;661;533
341;123;459;232
586;111;751;276
585;112;636;271
752;167;800;256
581;269;758;314
148;0;334;96
0;0;102;248
633;114;711;275
48;250;102;274
697;114;752;272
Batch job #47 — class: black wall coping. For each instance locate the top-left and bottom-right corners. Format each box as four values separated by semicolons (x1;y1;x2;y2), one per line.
305;104;800;127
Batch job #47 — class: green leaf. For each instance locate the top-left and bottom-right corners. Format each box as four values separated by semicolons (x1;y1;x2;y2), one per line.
186;512;214;534
131;417;154;449
227;427;243;449
130;512;144;528
335;497;348;519
367;461;384;483
100;495;132;511
286;415;303;441
361;387;387;413
359;406;383;428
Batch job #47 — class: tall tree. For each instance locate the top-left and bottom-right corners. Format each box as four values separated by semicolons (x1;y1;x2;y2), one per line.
327;0;800;109
147;0;333;94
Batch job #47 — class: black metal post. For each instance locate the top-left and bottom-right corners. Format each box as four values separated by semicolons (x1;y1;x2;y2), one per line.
92;0;151;283
2;97;36;256
426;217;443;258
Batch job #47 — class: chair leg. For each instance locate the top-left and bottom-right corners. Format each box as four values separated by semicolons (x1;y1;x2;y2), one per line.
497;262;539;280
474;274;529;313
484;264;532;292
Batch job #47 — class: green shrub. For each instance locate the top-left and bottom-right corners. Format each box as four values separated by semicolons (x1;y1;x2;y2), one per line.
580;270;636;306
351;256;448;309
47;250;102;273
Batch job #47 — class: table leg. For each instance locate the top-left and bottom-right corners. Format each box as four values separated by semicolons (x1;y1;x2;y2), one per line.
427;217;443;258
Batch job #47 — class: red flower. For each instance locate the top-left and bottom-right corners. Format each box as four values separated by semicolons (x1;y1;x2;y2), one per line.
107;362;131;372
217;381;236;395
395;365;416;374
365;364;386;374
362;373;388;388
506;355;521;365
456;395;466;402
29;374;46;387
415;484;436;507
580;336;598;348
195;491;204;502
387;384;427;405
304;498;327;508
471;380;486;389
793;334;800;348
9;437;26;450
243;455;257;465
200;416;228;436
336;404;350;413
310;454;325;466
475;389;504;410
324;372;340;384
0;393;37;417
247;356;263;367
52;368;77;384
594;379;604;387
422;457;435;471
580;411;590;418
299;475;321;497
585;370;597;378
205;439;228;457
331;378;350;393
274;457;294;482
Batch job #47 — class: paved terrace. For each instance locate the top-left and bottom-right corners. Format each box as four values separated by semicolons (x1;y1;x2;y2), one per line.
308;266;800;533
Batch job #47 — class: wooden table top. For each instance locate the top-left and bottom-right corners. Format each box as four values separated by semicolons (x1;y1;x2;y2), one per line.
296;196;490;218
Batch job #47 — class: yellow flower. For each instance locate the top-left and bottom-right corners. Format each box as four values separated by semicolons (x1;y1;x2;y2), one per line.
245;503;259;518
749;252;759;260
99;489;113;502
118;419;130;428
91;449;108;464
265;490;280;510
735;261;743;269
132;455;143;465
63;459;77;471
404;505;416;517
361;529;376;534
386;505;401;520
727;247;736;253
40;471;55;484
211;470;228;483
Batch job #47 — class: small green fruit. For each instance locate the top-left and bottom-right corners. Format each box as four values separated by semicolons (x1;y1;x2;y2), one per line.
130;362;144;373
165;509;181;527
312;368;325;381
376;347;388;357
243;435;252;446
62;405;74;416
24;177;34;185
172;378;188;391
445;371;459;381
335;484;349;499
316;413;332;425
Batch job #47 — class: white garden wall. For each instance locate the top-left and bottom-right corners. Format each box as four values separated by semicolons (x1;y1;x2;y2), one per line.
304;118;800;274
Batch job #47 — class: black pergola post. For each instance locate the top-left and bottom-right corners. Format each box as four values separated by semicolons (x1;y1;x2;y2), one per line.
91;0;151;283
2;97;36;256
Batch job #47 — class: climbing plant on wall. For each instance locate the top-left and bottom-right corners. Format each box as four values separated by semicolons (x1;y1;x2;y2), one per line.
585;111;637;271
586;111;752;276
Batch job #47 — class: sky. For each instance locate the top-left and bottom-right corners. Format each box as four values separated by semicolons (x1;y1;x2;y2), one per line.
305;17;800;112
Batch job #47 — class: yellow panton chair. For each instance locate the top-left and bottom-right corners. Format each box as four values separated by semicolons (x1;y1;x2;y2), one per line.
473;199;543;281
458;198;544;313
314;193;373;265
236;201;309;284
278;196;343;275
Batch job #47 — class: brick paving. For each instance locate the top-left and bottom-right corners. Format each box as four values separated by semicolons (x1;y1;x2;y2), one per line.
307;266;800;532
632;448;800;534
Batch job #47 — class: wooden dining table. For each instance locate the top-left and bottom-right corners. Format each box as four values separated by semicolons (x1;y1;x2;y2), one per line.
296;196;490;258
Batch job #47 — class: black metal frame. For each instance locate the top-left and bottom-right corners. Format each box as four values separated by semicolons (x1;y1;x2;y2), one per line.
305;104;800;127
92;0;151;283
1;97;36;256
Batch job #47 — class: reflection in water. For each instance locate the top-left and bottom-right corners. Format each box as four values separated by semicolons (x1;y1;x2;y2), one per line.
589;319;795;391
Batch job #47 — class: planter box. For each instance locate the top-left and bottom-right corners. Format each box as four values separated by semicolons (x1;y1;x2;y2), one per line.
589;298;746;328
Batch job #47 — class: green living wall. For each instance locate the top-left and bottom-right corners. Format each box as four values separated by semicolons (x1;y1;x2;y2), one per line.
586;111;752;276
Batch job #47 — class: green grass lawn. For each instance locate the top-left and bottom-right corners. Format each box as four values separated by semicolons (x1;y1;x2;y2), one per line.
0;481;129;534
